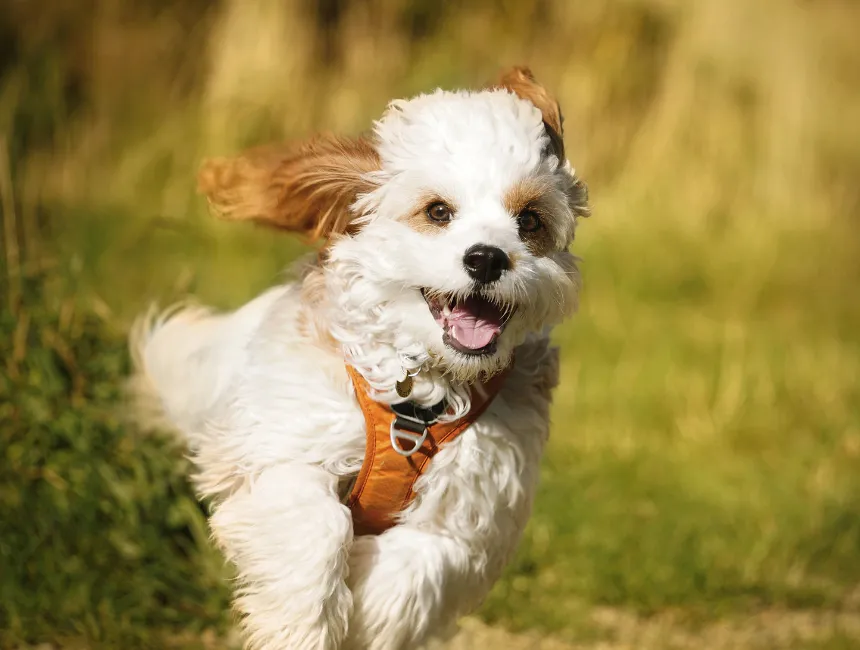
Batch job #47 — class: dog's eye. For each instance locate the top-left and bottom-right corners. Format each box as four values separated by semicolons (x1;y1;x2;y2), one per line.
517;210;542;233
427;202;453;222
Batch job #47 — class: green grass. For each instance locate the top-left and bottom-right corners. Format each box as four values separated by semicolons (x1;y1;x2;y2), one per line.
482;221;860;636
0;274;231;648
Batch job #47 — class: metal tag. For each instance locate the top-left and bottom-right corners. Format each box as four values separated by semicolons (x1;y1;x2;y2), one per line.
395;375;414;398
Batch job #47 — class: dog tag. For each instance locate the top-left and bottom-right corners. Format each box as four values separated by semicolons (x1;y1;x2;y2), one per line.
395;375;413;398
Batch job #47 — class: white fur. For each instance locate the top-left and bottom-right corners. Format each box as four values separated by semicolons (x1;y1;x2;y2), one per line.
131;88;582;649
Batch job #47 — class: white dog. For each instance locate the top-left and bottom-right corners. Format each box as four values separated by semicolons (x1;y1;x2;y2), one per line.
131;67;589;650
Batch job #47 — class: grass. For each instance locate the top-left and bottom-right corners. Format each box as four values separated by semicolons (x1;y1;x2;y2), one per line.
2;0;860;648
485;223;860;637
0;273;231;648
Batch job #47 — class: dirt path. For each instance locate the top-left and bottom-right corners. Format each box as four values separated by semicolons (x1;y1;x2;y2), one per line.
441;605;860;650
18;603;860;650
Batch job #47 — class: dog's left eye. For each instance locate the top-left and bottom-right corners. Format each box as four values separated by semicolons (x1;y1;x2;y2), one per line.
517;210;542;233
427;202;453;222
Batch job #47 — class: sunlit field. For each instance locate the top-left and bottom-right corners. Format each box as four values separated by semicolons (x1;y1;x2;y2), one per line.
2;1;859;648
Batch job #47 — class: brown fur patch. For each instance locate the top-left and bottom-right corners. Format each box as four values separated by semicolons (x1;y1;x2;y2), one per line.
504;176;551;217
198;134;380;240
519;215;558;257
492;66;591;239
493;66;565;160
399;195;457;234
504;177;567;256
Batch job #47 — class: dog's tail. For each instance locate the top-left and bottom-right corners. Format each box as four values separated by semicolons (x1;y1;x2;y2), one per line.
127;287;286;447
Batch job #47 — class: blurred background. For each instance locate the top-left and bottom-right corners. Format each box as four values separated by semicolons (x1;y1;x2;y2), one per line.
1;0;859;648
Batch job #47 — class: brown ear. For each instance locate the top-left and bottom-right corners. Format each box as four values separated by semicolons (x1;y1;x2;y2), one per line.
197;134;380;239
495;67;590;221
494;66;565;160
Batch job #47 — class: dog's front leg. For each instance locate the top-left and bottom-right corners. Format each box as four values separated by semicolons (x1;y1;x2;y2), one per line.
210;463;354;650
345;527;479;650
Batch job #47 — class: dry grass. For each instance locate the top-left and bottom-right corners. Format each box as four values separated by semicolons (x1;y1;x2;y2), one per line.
5;0;856;311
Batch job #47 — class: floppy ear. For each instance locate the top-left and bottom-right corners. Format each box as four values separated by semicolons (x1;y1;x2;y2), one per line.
197;134;380;239
495;66;590;221
494;66;565;161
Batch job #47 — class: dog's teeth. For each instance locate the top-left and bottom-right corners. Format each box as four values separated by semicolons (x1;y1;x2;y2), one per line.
442;305;452;317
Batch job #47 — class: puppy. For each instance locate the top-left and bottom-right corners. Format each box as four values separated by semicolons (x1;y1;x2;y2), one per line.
131;67;589;650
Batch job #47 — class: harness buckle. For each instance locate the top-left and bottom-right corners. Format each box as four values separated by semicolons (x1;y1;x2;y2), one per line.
389;418;429;457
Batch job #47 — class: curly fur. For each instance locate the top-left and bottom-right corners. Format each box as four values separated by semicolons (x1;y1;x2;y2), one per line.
129;67;589;650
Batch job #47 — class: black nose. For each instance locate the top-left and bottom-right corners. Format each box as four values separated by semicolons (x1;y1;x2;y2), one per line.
462;244;510;284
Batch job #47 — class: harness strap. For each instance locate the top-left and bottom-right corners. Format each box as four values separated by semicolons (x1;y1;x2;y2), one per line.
344;364;511;536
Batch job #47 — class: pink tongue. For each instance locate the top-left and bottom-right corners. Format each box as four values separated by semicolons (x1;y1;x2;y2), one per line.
447;297;505;349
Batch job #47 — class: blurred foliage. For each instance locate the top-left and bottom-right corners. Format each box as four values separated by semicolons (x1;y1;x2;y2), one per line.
484;218;860;630
1;0;860;647
0;273;229;647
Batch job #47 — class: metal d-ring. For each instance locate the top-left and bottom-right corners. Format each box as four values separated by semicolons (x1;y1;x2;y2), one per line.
390;421;429;457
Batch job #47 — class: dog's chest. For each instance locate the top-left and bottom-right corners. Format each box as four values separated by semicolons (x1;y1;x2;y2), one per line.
398;391;548;543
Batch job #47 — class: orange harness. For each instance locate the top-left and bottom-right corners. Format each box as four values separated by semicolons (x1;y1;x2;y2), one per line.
344;365;511;535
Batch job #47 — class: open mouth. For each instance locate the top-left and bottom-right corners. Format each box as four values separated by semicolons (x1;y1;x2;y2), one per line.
422;290;515;356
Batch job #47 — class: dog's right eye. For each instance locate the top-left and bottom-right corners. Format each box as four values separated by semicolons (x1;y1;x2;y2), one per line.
427;203;453;222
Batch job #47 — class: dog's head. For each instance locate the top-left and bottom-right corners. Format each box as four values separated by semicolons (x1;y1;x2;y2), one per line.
199;67;589;385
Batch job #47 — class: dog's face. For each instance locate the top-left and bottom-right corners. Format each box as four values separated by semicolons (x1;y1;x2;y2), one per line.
199;68;588;383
